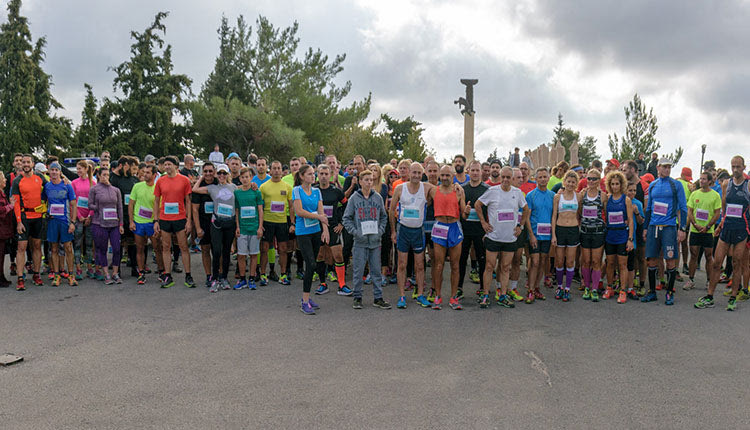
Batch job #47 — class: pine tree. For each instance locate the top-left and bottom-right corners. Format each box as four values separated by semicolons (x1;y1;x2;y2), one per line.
71;83;100;156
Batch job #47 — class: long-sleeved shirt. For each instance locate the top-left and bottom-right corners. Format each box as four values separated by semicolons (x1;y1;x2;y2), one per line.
0;190;14;240
645;177;687;228
88;183;123;228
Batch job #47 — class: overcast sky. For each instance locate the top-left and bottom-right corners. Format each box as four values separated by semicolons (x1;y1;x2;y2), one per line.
16;0;750;170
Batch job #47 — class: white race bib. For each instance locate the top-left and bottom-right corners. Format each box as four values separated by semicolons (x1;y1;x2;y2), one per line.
303;217;319;228
653;201;669;216
726;203;743;218
608;211;624;225
497;209;515;223
431;223;449;240
137;206;153;219
695;209;709;222
361;220;378;235
164;202;179;215
536;223;551;236
582;205;598;219
124;194;130;205
467;208;479;221
49;203;65;217
323;205;334;218
270;201;285;213
204;201;214;214
217;203;234;217
240;206;256;219
102;207;118;220
77;196;88;209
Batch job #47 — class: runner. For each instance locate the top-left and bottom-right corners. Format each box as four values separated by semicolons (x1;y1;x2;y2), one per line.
234;167;264;290
508;167;526;302
452;155;469;185
43;162;78;287
551;170;581;302
428;165;466;310
192;162;217;287
153;156;196;289
71;160;95;280
525;167;555;303
486;159;502;186
390;162;435;309
579;168;607;302
313;164;352;296
129;164;163;285
192;164;237;292
252;157;271;188
475;166;529;308
259;160;293;286
423;161;439;301
342;169;390;310
602;170;634;303
10;154;47;290
292;164;329;315
641;157;687;305
518;162;537;194
111;156;139;277
88;168;124;284
684;171;721;292
458;160;489;298
697;156;750;311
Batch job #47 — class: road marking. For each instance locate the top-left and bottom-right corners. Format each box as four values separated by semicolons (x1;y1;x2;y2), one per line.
524;350;551;386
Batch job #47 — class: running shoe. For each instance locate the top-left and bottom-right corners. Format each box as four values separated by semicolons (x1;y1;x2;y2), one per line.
16;279;25;291
617;290;627;304
641;291;657;302
327;271;337;283
364;274;372;284
172;262;182;273
497;294;515;308
268;271;279;282
432;296;442;310
469;269;480;284
544;276;553;288
582;287;591;300
259;275;268;286
723;289;733;297
495;288;501;302
397;296;407;309
312;272;319;282
161;274;174;288
48;272;55;280
449;296;462;310
338;286;353;296
533;290;546;301
33;274;43;286
555;288;563;300
95;271;104;282
602;287;615;300
75;269;83;281
682;279;695;291
113;274;122;284
68;276;78;287
221;279;231;290
294;271;303;280
738;289;750;301
411;289;419;300
416;295;431;308
300;301;316;315
234;279;248;290
248;280;257;290
656;281;664;291
562;289;570;302
636;286;647;297
279;274;291;285
525;291;535;304
204;277;212;288
51;274;61;287
509;288;523;302
388;274;398;284
209;280;219;293
456;288;464;300
373;298;392;309
475;288;483;296
308;298;320;309
104;275;114;285
353;297;363;309
315;283;329;295
727;297;737;311
61;271;70;279
190;245;201;253
185;274;197;288
86;269;95;279
138;273;146;285
694;296;714;309
682;264;689;275
676;272;683;282
665;292;674;306
427;289;436;303
719;272;729;283
479;294;490;308
591;289;599;302
627;288;638;300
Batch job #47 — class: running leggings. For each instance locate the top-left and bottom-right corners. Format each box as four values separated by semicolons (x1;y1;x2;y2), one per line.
92;224;121;268
210;221;234;279
298;231;323;293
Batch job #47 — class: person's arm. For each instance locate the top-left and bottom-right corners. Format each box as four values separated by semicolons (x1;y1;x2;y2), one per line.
550;194;559;246
475;198;492;233
525;195;535;247
389;185;402;242
707;194;721;229
677;180;688;227
344;176;358;199
129;194;137;231
257;196;264;238
457;187;466;218
318;199;329;243
192;176;208;194
184;193;192;230
378;196;387;236
152;185;161;233
342;197;356;235
626;197;634;251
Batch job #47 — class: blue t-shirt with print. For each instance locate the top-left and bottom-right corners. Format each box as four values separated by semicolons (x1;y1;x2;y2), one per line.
292;185;322;235
43;181;76;221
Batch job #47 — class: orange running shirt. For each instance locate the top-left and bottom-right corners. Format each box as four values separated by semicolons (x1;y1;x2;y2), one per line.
154;174;192;221
11;173;47;221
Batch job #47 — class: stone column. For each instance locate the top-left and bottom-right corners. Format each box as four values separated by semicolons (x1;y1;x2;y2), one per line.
463;112;474;162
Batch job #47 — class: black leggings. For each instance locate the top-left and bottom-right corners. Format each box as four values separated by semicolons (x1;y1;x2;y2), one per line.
298;230;322;293
458;234;485;290
211;220;234;279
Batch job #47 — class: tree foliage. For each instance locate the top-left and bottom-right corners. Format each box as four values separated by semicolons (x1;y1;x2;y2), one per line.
100;12;193;158
608;93;682;165
69;83;100;156
381;114;420;151
326;121;394;165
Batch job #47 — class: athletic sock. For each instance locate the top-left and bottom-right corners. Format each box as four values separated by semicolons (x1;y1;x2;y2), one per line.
591;270;601;291
582;267;592;289
648;266;657;293
666;268;677;293
565;267;574;291
555;267;564;288
335;263;346;287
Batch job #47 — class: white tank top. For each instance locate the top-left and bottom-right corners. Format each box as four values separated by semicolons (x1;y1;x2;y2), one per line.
399;182;426;228
558;192;579;212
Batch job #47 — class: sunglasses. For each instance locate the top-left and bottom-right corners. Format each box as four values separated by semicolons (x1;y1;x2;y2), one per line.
217;171;228;175
501;175;512;179
587;177;600;181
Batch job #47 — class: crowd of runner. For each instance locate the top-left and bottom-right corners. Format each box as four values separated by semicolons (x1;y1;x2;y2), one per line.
1;147;748;314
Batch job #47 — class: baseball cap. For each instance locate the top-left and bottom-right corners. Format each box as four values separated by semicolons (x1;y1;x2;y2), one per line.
607;159;620;168
49;162;61;170
144;154;156;163
227;152;240;160
34;162;47;173
658;157;673;166
681;167;692;181
217;164;230;174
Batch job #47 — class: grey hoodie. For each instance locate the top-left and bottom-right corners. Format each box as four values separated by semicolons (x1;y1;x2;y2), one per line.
342;188;387;249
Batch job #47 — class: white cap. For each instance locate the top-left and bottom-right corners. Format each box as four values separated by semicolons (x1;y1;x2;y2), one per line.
658;157;673;166
34;162;47;173
217;164;229;173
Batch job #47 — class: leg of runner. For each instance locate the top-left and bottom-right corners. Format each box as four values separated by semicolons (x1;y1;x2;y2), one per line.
448;242;462;301
15;238;27;289
498;250;515;303
159;227;175;287
431;243;447;303
481;250;498;308
175;229;192;284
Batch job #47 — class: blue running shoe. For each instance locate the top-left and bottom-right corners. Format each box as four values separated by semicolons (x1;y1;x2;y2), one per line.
555;288;563;300
233;279;247;290
665;292;674;306
315;283;330;295
364;274;372;284
397;296;407;309
337;286;353;296
300;301;316;315
259;275;268;286
247;280;257;290
641;292;658;302
416;295;431;308
308;298;320;309
388;274;398;284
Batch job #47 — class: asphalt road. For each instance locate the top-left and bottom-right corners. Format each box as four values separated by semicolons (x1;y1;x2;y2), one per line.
2;253;749;429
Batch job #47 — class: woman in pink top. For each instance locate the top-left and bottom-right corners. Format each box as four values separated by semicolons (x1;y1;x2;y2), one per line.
71;160;96;279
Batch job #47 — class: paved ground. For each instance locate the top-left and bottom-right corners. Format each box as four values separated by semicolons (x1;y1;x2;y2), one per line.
2;253;750;429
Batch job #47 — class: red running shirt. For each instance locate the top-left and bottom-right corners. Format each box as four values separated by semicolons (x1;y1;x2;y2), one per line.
154;174;192;221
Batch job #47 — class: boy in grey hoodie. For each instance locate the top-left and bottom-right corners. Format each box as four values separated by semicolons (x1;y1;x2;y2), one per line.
342;170;391;309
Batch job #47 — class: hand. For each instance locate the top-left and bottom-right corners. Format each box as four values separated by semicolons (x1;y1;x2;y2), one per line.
250;182;259;191
333;224;343;234
481;221;493;234
513;226;521;237
289;225;295;234
391;231;397;243
677;230;686;242
642;230;647;242
626;240;634;252
257;226;264;239
185;219;192;231
529;234;538;250
154;222;161;234
318;214;329;224
197;227;204;238
68;223;75;234
130;221;136;232
236;227;241;238
322;229;330;244
119;226;124;234
463;204;472;216
551;236;558;247
17;223;25;234
453;183;462;192
351;176;358;186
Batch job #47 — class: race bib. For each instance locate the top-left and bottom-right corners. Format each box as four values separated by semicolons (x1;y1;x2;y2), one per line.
467;208;479;221
77;196;88;209
204;201;214;214
561;203;577;212
361;220;378;235
323;205;334;218
726;203;743;218
270;201;285;213
536;223;551;236
583;205;598;219
653;201;669;216
217;203;233;217
303;217;319;228
240;206;256;219
124;194;130;205
103;207;118;220
608;211;624;224
164;202;179;215
402;208;419;219
49;203;65;216
431;223;449;240
695;209;709;222
497;209;515;223
137;206;153;219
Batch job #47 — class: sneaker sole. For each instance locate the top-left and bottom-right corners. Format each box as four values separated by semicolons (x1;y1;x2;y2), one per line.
316;289;330;295
373;304;392;309
337;290;352;296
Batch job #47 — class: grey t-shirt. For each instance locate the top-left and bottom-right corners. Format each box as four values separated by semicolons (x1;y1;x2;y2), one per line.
207;183;237;219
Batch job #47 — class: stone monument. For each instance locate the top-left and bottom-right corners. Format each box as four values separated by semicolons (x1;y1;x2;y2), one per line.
455;79;478;162
569;139;579;165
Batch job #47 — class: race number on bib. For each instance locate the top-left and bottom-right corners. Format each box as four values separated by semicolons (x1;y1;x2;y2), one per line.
124;194;130;205
103;207;118;220
583;206;598;219
361;220;378;235
137;206;153;219
240;206;256;219
49;203;65;217
77;196;88;209
536;223;551;236
402;208;419;219
497;210;515;223
303;217;319;228
323;205;334;218
467;208;479;221
204;201;214;214
217;203;233;217
653;201;669;216
270;201;285;213
431;223;449;240
726;203;743;218
608;211;624;224
164;202;179;215
695;209;709;222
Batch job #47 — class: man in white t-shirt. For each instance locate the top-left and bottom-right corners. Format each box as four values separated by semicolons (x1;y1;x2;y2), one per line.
208;144;224;164
475;166;529;309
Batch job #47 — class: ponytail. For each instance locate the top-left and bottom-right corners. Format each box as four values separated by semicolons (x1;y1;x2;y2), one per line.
77;160;94;186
